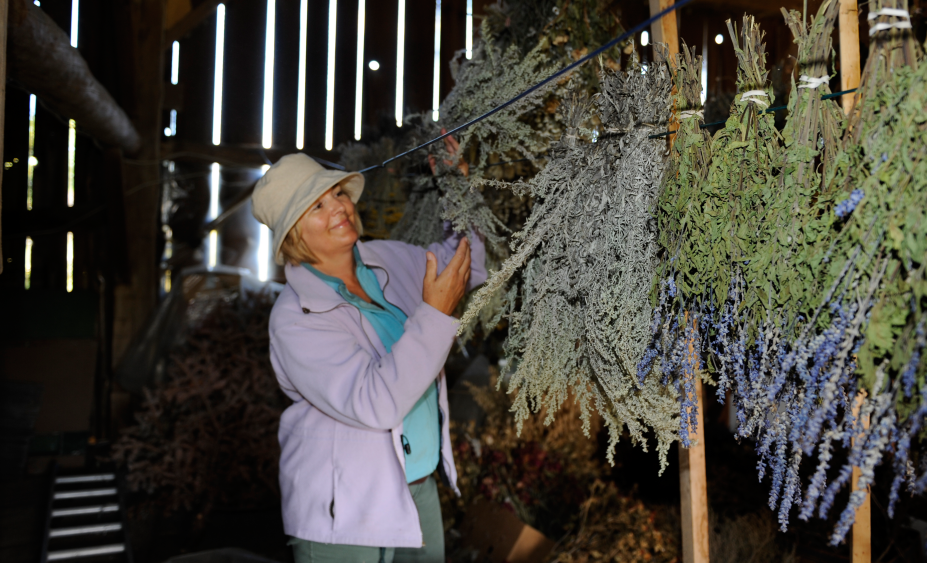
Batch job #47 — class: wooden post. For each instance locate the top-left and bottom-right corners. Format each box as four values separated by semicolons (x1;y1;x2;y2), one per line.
851;391;871;563
0;0;7;276
840;4;867;559
650;2;710;562
111;0;164;370
648;0;680;59
839;0;861;113
679;317;710;563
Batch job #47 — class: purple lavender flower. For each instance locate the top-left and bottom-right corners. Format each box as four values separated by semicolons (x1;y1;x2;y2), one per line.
834;189;864;219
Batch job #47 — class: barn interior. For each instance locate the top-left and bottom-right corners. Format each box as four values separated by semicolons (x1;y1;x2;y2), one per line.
1;1;927;562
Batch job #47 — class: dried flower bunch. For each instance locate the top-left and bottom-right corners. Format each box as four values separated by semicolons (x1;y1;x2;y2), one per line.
640;43;712;450
463;58;679;471
340;137;408;240
643;16;782;448
783;0;927;542
111;291;287;516
347;0;628;249
642;0;926;544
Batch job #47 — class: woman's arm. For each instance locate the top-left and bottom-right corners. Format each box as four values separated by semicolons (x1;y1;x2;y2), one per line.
271;300;458;431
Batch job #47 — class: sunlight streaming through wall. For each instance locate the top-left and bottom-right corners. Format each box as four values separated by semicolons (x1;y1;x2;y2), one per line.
296;0;309;149
395;0;406;127
212;4;226;145
262;0;276;149
325;0;338;149
354;0;366;140
66;232;74;292
431;0;441;122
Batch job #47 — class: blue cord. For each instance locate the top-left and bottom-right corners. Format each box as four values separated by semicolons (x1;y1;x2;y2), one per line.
358;0;696;174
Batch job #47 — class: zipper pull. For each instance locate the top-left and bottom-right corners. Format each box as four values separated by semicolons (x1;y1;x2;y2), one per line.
401;434;412;455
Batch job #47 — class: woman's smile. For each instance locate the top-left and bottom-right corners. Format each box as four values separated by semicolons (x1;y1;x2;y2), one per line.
331;217;352;230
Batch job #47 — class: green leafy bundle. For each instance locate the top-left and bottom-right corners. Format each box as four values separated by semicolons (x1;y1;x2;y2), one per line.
784;0;927;540
463;59;678;471
644;17;782;447
638;44;711;447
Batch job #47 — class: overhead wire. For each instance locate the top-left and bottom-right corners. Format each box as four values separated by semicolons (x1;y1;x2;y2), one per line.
357;0;696;174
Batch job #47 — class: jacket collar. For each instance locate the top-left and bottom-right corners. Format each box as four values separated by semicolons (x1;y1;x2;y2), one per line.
285;240;389;314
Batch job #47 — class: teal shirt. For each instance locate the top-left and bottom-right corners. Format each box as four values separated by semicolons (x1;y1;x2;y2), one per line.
302;247;441;483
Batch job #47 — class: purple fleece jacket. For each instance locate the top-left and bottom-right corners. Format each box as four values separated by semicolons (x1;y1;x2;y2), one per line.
268;233;487;548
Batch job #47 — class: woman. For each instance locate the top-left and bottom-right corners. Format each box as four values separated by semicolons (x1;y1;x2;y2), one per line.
252;140;485;563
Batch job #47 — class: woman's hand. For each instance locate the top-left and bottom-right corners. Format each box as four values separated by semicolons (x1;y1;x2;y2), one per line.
428;129;469;177
423;237;471;316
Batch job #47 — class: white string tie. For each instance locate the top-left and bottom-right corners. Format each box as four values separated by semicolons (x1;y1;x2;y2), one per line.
678;110;704;120
868;8;911;36
739;90;769;109
798;75;830;90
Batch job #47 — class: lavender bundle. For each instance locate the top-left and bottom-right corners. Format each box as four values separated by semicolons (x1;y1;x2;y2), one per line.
705;1;852;532
644;17;781;447
781;0;926;542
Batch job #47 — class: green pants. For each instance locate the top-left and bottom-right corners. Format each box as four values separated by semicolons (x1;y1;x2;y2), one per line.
289;475;444;563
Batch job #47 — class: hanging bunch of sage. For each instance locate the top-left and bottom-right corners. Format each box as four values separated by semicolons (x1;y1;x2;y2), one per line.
463;58;679;471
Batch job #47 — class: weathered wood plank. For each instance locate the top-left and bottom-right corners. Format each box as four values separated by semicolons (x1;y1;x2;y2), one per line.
111;0;163;377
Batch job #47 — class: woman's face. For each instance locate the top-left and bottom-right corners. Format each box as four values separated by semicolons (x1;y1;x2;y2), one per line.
298;184;359;262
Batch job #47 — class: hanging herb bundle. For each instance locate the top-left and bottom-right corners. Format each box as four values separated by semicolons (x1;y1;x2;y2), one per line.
771;0;927;543
463;58;679;471
643;16;781;446
695;2;855;534
388;17;555;251
639;44;711;448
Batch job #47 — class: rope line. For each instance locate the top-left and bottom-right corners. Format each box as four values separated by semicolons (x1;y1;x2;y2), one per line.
357;0;695;174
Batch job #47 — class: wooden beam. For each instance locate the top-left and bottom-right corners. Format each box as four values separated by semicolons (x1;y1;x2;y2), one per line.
839;0;862;114
111;0;164;372
161;139;283;168
3;203;104;237
679;377;710;563
164;0;222;46
851;392;871;563
7;0;141;154
164;0;192;31
0;0;7;276
842;4;867;554
655;0;709;557
648;0;680;60
160;139;343;171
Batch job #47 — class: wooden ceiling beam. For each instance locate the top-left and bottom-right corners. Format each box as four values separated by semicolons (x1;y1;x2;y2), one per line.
7;0;141;154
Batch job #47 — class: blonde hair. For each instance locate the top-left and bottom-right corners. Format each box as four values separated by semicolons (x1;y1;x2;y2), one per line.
280;208;364;265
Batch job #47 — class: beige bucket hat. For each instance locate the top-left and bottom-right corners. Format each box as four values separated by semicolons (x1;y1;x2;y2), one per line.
252;153;365;265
